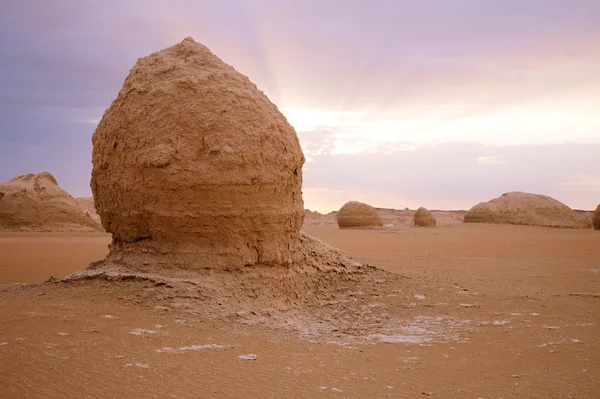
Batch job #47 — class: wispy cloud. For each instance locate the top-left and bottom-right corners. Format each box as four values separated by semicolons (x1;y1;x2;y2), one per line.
557;175;600;192
476;156;505;165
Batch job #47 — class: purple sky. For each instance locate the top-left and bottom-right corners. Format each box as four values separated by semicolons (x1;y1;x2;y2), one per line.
1;0;599;212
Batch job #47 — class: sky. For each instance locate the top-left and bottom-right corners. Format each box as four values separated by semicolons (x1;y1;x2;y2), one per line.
1;0;599;212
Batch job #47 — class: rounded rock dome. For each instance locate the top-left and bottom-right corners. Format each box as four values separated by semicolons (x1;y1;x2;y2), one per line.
337;201;383;229
91;38;305;269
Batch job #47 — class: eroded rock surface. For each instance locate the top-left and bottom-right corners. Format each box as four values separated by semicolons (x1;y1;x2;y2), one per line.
91;37;305;270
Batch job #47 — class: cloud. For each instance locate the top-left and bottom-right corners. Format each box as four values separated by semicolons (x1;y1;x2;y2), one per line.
557;175;600;192
476;156;505;165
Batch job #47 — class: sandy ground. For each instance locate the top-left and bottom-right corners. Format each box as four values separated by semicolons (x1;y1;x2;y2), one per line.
0;232;110;284
0;224;599;398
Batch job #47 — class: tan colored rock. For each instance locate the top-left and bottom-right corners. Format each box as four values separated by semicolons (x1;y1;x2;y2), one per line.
337;201;383;229
75;197;102;226
0;172;102;232
593;205;600;230
414;207;436;227
91;37;305;270
464;192;587;228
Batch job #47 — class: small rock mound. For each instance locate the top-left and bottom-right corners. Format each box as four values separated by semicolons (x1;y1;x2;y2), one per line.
414;207;436;227
337;201;383;229
0;172;102;232
593;205;600;230
464;192;587;228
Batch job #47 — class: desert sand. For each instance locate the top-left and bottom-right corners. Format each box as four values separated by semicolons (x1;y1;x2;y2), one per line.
1;224;599;398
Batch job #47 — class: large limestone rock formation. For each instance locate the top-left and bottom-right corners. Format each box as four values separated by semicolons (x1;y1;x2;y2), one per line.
0;172;102;232
337;201;383;229
68;38;426;340
464;192;587;228
414;207;436;227
593;205;600;230
91;37;305;270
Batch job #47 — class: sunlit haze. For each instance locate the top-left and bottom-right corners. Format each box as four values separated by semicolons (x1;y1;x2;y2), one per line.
1;1;598;212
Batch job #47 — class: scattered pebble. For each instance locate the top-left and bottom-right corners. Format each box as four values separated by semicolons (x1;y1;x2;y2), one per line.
125;363;149;368
414;294;426;300
157;344;225;353
571;339;582;343
543;325;560;330
491;320;510;326
57;332;69;336
318;386;327;390
129;328;157;336
331;387;342;392
0;342;8;346
238;354;257;360
529;313;539;316
101;314;115;319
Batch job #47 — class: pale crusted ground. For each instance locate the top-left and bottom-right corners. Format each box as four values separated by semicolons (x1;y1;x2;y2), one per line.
0;224;599;398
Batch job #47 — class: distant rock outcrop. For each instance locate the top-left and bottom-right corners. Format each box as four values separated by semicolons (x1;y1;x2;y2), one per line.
0;172;102;232
75;197;102;225
593;205;600;230
414;207;436;227
337;201;383;229
464;192;587;229
91;37;305;270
